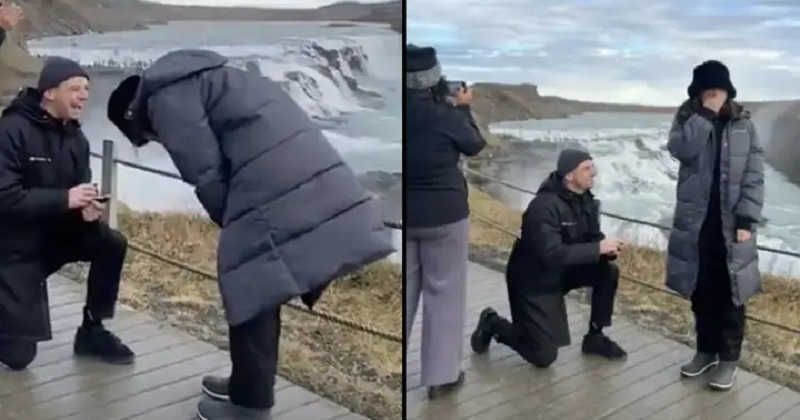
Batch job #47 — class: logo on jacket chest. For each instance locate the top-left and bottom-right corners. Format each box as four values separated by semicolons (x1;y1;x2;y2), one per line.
29;156;52;162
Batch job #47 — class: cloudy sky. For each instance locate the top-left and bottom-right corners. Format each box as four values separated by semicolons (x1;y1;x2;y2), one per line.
407;0;800;105
149;0;382;8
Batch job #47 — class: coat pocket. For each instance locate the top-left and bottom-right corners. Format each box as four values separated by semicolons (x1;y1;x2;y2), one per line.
218;207;277;274
729;236;761;303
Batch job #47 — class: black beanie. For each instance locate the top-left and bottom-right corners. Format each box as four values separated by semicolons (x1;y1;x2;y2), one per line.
37;56;89;92
687;60;737;99
556;149;593;178
406;44;441;90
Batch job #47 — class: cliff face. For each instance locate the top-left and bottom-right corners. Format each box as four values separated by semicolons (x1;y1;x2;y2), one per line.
755;103;800;185
471;82;674;128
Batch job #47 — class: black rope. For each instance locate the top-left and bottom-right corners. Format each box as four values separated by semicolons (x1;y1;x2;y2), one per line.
463;167;800;259
469;211;800;336
89;153;403;230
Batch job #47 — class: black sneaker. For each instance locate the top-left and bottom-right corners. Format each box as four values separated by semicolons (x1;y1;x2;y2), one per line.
427;371;465;400
196;398;271;420
581;333;627;360
470;307;498;354
73;325;134;364
202;375;230;401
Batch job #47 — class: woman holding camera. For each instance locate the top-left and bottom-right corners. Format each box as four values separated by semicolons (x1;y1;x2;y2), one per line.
405;44;486;399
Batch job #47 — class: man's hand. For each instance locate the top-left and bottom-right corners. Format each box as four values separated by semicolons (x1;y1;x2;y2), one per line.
0;3;23;30
600;238;624;255
702;90;727;114
81;201;103;222
68;184;97;209
736;229;752;243
454;85;472;106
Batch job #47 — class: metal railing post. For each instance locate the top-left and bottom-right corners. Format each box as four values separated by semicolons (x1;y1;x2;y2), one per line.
100;139;119;229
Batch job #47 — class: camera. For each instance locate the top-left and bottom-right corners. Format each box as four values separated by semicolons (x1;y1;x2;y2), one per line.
446;80;467;96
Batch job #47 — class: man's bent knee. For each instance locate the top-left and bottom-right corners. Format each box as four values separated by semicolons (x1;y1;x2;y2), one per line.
0;341;37;371
102;225;128;255
522;345;558;368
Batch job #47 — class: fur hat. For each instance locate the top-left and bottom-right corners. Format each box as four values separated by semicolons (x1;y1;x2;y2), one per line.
107;75;149;146
687;60;737;99
406;44;441;90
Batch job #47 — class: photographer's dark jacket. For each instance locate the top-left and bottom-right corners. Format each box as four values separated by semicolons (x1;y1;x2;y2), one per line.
405;89;486;228
123;50;393;326
0;88;92;341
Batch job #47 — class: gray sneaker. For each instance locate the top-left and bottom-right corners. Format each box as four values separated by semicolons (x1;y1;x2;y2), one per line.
708;361;738;391
680;352;719;377
196;398;272;420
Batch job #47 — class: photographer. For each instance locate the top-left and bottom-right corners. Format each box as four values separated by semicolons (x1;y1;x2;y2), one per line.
405;44;486;399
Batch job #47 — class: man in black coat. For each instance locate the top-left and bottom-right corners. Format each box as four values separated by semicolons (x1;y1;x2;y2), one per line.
471;149;627;367
0;57;133;371
106;49;393;420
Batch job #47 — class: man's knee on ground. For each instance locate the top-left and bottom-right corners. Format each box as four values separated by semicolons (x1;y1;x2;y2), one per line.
0;341;37;371
521;345;558;368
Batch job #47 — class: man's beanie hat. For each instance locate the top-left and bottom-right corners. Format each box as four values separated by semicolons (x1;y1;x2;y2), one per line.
37;56;89;92
406;44;442;90
687;60;737;99
557;148;593;178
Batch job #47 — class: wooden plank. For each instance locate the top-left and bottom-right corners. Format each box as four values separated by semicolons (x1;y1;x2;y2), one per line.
406;261;800;420
0;274;366;420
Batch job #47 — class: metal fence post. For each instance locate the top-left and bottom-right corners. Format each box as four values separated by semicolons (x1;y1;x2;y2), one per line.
100;139;119;229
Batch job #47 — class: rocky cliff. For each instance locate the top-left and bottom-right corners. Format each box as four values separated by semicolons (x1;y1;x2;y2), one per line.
0;0;401;107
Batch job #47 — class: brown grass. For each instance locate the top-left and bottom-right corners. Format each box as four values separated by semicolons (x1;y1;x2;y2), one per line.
467;184;800;390
61;206;401;420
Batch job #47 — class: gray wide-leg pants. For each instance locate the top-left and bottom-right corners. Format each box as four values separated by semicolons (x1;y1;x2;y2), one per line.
405;217;469;387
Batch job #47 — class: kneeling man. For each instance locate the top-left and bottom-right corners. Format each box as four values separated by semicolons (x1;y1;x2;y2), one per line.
471;149;626;367
0;57;133;370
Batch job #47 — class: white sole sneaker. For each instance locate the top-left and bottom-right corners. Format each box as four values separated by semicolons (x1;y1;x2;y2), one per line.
680;359;719;378
708;367;738;390
201;384;230;401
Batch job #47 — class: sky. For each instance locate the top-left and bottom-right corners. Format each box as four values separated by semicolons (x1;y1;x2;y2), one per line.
407;0;800;105
148;0;384;8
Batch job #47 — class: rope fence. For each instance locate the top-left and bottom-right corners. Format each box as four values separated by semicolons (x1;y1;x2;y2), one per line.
88;140;402;344
464;167;800;336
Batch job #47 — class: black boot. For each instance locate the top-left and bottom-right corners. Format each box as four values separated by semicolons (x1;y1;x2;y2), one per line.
427;371;465;400
471;307;498;354
581;333;626;360
196;398;271;420
73;325;134;364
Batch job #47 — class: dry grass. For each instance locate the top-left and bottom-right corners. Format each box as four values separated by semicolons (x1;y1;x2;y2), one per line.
467;184;800;391
61;206;401;420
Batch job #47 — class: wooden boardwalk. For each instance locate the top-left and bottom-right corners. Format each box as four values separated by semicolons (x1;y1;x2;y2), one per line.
406;261;800;420
0;274;368;420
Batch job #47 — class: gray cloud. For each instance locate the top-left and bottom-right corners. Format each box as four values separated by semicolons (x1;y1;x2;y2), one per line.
408;0;800;104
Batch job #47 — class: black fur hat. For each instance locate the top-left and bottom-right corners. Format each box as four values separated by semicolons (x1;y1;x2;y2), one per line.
406;44;441;90
687;60;737;99
107;75;150;146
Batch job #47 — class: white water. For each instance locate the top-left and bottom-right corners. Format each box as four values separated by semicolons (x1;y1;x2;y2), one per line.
490;112;800;277
29;21;402;262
